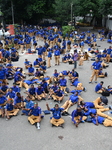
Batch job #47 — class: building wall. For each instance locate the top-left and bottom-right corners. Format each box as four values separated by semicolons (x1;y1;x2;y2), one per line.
106;18;112;30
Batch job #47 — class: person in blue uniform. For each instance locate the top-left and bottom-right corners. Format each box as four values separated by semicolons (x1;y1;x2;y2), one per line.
95;81;104;93
5;99;19;120
59;76;67;94
28;102;42;129
21;96;34;116
90;113;112;127
47;48;52;68
27;64;35;76
52;87;64;103
46;103;64;128
35;84;46;101
71;107;87;127
89;58;102;83
14;92;23;109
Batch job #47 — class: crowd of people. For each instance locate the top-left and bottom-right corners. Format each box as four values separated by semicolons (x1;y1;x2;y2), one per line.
0;25;112;129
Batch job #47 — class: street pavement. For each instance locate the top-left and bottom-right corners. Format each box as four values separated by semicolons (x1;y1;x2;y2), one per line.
0;35;112;150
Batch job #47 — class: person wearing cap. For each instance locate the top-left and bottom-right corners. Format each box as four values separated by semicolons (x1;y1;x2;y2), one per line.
14;92;24;109
58;76;67;94
46;103;64;128
90;113;112;127
28;102;42;129
5;99;19;120
71;107;87;127
95;81;104;93
52;87;64;103
35;84;46;101
89;58;102;83
93;96;108;109
27;64;35;76
0;65;7;84
21;96;34;116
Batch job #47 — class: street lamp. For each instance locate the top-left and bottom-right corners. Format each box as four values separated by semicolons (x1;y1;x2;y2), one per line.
71;3;73;23
11;0;14;25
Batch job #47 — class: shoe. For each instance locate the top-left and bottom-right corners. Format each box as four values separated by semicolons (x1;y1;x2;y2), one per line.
52;124;55;127
58;124;64;128
95;81;97;83
54;100;57;102
58;101;61;104
89;82;92;84
83;87;87;92
109;105;112;110
37;123;40;129
81;120;85;123
42;98;46;100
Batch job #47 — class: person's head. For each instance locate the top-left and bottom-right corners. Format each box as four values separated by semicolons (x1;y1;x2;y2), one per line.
9;88;13;92
31;84;34;88
25;59;28;62
54;82;57;86
75;91;78;96
34;102;38;108
100;81;104;85
2;82;6;86
54;104;59;110
30;64;32;67
90;113;95;118
76;107;82;112
57;87;61;91
108;85;111;89
13;83;16;87
16;92;21;97
7;99;13;104
38;84;41;88
36;58;38;62
74;50;77;53
54;69;57;73
26;96;30;101
62;76;64;79
95;58;99;62
42;79;45;83
36;68;38;72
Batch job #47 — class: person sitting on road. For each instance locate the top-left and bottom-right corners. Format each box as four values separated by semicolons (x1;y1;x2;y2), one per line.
46;103;65;128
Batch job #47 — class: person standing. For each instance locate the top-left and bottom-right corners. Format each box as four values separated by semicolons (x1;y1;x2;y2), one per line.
47;49;52;68
89;58;102;83
73;50;78;69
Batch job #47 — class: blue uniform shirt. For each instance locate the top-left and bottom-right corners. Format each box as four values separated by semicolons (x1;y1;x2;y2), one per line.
50;107;64;119
95;83;102;92
0;96;7;104
71;110;84;124
30;106;41;116
5;103;14;111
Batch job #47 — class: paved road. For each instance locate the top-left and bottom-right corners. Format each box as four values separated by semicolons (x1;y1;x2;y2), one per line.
0;36;112;150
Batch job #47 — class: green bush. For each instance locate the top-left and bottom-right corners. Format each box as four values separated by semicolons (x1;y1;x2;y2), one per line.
62;25;75;37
